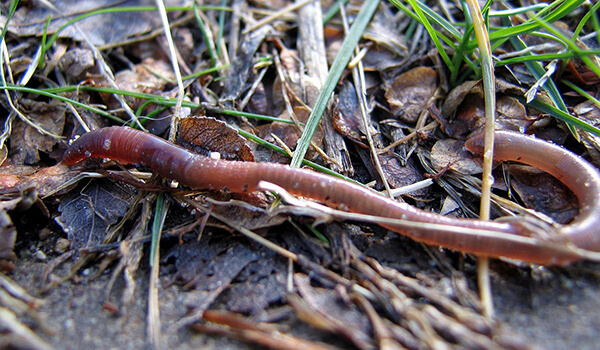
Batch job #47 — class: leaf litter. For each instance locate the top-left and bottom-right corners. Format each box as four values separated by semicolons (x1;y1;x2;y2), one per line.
0;1;599;349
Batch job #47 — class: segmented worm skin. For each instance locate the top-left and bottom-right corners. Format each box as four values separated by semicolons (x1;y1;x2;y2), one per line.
465;131;600;256
63;126;600;265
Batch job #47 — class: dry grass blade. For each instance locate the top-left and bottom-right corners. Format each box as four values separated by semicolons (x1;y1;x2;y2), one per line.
464;0;496;318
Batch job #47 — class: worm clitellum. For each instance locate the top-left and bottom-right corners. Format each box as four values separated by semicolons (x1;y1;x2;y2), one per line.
63;126;600;265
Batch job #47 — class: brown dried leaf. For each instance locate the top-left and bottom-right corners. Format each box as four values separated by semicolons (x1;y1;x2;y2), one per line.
508;165;579;224
379;154;428;197
385;67;438;123
3;0;189;47
16;163;75;198
574;100;600;165
178;116;254;161
256;121;300;163
58;48;96;81
430;139;483;175
10;101;66;165
333;81;367;146
0;161;37;189
362;7;407;56
440;80;534;138
101;58;175;111
444;92;486;138
1;161;77;199
57;181;134;251
440;81;480;120
496;95;535;131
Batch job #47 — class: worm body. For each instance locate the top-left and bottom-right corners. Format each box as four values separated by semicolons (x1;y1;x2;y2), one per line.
63;127;600;265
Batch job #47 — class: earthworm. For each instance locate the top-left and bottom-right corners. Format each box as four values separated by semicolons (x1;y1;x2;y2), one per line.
63;126;600;265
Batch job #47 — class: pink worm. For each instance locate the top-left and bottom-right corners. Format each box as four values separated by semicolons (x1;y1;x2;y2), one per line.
63;126;600;265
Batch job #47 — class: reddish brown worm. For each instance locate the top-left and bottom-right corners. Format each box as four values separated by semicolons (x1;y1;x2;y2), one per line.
63;126;600;265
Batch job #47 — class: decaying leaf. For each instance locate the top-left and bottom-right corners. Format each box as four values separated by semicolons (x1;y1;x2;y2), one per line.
379;153;428;197
100;58;175;111
385;67;438;123
57;181;134;252
574;100;600;165
58;48;97;81
255;120;300;163
439;80;537;138
0;161;37;189
178;116;254;161
14;163;76;198
3;0;189;47
333;81;368;146
430;138;483;175
9;101;65;165
508;164;579;225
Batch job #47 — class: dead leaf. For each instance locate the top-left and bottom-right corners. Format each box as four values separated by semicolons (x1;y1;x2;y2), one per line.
508;164;579;224
0;161;37;189
385;67;438;123
430;138;483;175
255;121;300;163
379;153;428;197
439;80;535;138
574;100;600;166
57;181;134;252
10;101;66;165
496;95;534;131
3;0;189;47
16;163;76;198
101;58;175;111
333;81;368;146
178;117;254;161
444;92;486;138
58;48;96;81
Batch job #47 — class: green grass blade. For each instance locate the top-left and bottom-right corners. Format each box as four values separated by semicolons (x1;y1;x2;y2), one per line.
289;0;379;168
504;19;570;129
149;192;168;267
0;85;126;123
193;3;217;67
471;0;585;50
401;0;454;70
562;80;600;109
514;94;600;137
